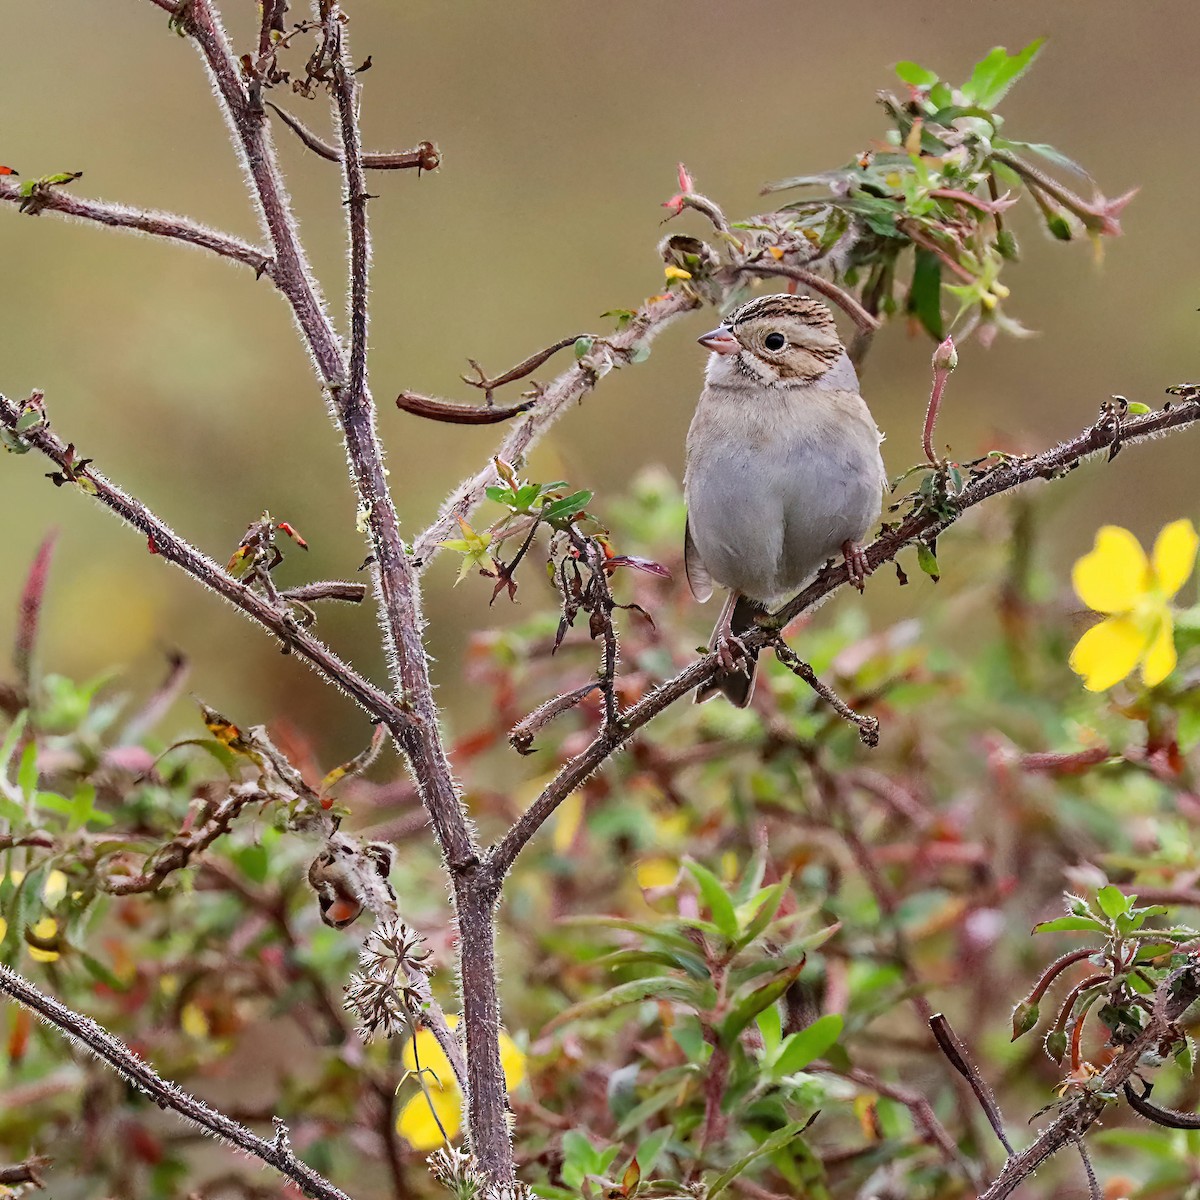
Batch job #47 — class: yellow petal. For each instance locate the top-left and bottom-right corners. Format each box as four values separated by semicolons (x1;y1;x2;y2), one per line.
499;1031;527;1092
180;1002;210;1039
1151;519;1199;599
42;869;68;907
1069;616;1146;691
1072;527;1149;613
396;1086;462;1150
636;857;679;891
1141;614;1178;687
26;916;59;964
664;266;692;281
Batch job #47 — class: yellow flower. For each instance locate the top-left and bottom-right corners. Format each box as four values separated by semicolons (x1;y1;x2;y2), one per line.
1069;520;1198;691
396;1016;526;1150
27;916;59;963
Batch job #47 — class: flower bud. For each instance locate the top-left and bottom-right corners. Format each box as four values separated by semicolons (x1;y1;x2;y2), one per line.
932;335;958;373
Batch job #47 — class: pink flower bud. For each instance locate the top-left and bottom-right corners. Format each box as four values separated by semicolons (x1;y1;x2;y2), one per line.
932;334;958;373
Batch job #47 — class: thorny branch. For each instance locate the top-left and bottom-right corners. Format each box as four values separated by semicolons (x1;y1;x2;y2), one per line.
978;964;1200;1200
0;392;408;729
265;100;440;172
0;177;273;277
0;962;356;1200
487;394;1200;882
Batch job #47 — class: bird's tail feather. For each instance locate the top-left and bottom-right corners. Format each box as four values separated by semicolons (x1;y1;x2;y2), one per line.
696;594;764;707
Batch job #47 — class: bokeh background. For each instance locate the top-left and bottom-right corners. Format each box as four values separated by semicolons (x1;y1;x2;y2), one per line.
2;0;1198;762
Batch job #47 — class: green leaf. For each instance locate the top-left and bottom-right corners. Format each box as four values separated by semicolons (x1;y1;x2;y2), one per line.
234;842;270;884
1125;402;1151;415
17;743;38;798
732;880;789;952
916;542;940;582
895;61;938;88
633;1126;673;1175
1097;885;1132;919
0;711;28;774
574;336;595;360
773;1014;844;1075
757;1004;783;1056
907;248;943;340
961;40;1045;109
1033;916;1110;935
719;961;806;1048
685;859;739;940
541;490;593;525
706;1116;817;1198
545;977;705;1032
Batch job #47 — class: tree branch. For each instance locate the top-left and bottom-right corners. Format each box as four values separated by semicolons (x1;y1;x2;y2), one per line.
322;3;508;1176
266;101;439;172
487;394;1200;882
0;962;357;1200
0;392;408;730
0;178;272;277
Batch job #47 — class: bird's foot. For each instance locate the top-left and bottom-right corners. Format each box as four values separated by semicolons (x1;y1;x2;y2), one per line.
842;540;871;592
715;632;750;674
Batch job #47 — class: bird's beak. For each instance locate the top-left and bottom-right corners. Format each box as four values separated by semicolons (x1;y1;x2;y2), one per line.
697;328;740;356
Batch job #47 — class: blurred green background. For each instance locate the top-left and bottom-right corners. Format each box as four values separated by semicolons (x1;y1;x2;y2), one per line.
2;0;1198;761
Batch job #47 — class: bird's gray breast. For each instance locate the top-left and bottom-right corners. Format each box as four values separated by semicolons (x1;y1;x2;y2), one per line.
685;382;883;603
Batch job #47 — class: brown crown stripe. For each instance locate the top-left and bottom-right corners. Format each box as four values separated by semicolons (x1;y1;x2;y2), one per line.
726;294;835;329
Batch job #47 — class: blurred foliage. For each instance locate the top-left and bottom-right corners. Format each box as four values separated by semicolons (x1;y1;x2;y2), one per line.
2;17;1200;1200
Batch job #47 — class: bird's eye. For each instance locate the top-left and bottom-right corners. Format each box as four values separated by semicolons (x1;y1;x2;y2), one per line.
763;332;786;351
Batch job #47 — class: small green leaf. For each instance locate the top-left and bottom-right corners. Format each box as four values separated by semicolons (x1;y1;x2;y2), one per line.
907;248;943;341
17;742;38;798
1125;401;1151;415
574;336;595;360
1033;916;1110;935
541;490;593;525
773;1013;844;1075
961;39;1045;109
706;1116;817;1198
719;960;807;1047
685;859;739;940
1097;885;1132;920
895;61;938;88
916;542;940;581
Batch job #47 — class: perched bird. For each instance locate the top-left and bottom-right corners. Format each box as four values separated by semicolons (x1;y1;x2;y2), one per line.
684;293;887;706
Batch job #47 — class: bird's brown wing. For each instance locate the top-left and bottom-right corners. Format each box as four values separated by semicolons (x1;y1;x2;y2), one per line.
684;517;714;602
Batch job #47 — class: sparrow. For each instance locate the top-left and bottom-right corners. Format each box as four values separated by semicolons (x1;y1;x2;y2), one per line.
683;293;887;706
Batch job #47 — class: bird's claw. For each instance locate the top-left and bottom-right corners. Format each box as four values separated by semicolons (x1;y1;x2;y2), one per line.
716;633;750;674
842;540;871;592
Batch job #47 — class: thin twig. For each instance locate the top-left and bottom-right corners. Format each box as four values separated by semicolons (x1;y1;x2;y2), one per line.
265;101;439;171
0;962;355;1200
741;261;880;333
929;1012;1014;1154
0;178;272;277
461;334;587;401
771;640;879;747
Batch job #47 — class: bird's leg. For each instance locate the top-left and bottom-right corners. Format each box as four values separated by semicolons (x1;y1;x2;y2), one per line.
712;591;750;674
842;540;871;592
